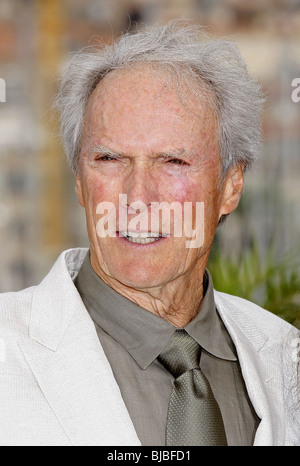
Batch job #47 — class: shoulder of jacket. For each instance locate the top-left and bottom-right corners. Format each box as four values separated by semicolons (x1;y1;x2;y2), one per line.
214;290;299;339
0;286;36;337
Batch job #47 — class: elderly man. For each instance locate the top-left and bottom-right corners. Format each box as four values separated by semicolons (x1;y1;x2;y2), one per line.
0;23;299;446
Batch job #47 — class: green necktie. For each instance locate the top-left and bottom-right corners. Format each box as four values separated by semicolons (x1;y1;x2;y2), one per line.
158;329;227;446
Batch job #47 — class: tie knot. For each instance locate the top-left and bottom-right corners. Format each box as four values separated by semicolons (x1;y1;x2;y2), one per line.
158;329;201;378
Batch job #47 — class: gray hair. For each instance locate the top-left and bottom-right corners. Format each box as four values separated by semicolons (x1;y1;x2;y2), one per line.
55;21;264;175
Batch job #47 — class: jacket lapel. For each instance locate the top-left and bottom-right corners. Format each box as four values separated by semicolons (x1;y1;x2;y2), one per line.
18;249;140;446
214;291;285;446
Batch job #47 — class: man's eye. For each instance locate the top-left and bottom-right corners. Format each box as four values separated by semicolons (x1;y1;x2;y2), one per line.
96;155;116;161
167;158;186;165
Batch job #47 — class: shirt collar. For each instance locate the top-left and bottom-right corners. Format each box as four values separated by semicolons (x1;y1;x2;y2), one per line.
75;251;236;369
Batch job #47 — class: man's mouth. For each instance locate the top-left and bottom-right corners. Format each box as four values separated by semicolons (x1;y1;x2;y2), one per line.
118;231;168;244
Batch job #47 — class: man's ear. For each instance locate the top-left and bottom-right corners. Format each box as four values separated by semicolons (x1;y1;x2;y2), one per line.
75;174;85;208
219;164;244;219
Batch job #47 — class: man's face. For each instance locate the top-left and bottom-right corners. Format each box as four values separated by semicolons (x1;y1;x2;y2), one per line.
76;68;242;290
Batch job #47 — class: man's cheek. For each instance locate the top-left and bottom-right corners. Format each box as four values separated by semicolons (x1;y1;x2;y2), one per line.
162;176;200;204
83;175;112;205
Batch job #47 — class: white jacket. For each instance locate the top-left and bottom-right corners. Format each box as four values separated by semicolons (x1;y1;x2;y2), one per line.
0;248;299;446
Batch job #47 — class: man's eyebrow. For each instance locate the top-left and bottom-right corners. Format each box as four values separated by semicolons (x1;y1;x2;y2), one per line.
88;145;195;160
156;149;195;159
89;145;124;157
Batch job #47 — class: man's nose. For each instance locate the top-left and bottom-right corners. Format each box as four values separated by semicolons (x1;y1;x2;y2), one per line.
122;163;157;210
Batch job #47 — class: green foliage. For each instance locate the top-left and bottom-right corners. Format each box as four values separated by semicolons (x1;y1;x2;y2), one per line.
208;238;300;328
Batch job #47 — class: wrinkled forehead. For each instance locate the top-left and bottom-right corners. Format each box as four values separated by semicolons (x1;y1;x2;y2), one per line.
80;65;219;160
85;63;218;125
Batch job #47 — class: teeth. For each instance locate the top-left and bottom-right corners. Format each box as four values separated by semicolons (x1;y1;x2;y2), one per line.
127;237;159;244
119;231;167;244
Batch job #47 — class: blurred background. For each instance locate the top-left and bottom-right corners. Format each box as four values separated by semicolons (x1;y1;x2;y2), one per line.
0;0;299;326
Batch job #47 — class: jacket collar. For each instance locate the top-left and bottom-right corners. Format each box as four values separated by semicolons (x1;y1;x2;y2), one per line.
29;248;89;351
31;247;270;355
214;291;269;353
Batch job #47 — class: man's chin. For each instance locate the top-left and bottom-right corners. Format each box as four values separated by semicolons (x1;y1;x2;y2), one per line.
108;265;169;292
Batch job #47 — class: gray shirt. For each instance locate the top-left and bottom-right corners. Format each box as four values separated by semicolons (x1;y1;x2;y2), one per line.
74;252;260;446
